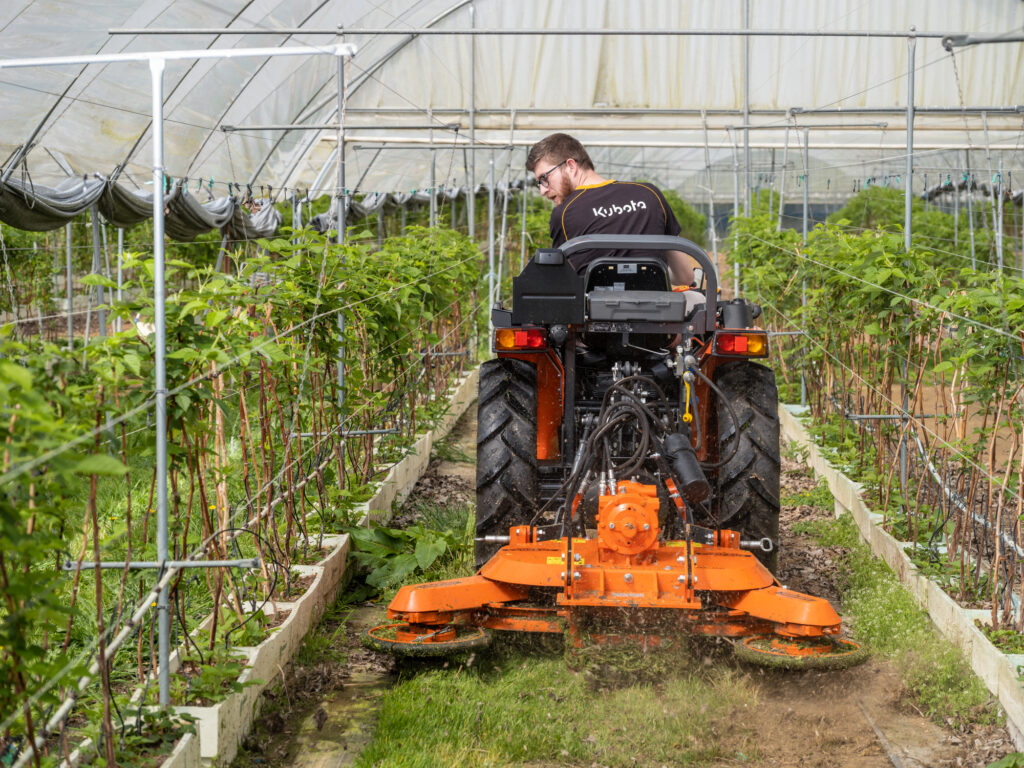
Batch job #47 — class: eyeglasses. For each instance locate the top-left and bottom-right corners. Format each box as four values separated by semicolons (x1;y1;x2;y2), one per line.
536;159;568;189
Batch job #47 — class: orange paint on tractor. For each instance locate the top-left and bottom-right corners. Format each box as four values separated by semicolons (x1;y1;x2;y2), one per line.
497;349;563;460
386;485;840;644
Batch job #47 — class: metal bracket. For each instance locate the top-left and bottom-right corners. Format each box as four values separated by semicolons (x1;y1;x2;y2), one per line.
63;558;260;571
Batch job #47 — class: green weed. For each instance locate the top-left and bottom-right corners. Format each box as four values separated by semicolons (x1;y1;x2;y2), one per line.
780;479;833;509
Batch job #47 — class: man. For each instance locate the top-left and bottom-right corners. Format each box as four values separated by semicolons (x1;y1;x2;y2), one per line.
526;133;695;286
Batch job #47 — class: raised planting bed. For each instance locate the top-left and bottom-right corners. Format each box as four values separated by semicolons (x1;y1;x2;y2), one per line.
134;366;480;765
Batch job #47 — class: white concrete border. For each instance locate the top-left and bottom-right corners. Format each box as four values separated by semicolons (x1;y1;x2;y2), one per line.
779;403;1024;749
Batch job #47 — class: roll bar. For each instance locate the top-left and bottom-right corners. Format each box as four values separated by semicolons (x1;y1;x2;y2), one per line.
559;234;719;333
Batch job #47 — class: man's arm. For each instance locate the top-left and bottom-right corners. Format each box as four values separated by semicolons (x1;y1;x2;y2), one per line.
665;249;695;287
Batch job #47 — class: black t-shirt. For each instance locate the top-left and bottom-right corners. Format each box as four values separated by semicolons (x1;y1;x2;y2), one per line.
549;181;682;271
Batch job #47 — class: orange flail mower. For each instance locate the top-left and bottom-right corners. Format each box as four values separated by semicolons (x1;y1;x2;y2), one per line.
365;235;863;668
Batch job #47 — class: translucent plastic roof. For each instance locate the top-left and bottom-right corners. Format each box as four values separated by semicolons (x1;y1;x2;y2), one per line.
1;0;1022;203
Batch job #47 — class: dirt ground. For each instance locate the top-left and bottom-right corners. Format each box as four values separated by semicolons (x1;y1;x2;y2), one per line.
725;453;1014;768
236;407;1018;768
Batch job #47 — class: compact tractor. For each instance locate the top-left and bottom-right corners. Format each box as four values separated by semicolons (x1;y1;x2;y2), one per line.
365;234;862;668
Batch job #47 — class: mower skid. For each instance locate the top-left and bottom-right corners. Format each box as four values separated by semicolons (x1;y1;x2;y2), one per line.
716;584;841;634
388;575;529;622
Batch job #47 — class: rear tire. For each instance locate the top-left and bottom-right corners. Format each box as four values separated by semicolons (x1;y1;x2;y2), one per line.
475;358;540;569
713;361;781;573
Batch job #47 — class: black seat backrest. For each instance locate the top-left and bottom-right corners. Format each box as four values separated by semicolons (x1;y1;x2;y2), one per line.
583;257;670;293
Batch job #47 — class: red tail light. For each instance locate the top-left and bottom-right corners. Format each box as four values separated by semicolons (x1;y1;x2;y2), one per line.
495;328;547;351
715;331;768;357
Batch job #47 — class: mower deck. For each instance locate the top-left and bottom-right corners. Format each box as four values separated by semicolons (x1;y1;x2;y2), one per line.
365;520;863;669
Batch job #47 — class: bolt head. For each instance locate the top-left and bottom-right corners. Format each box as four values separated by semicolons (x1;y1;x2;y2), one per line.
624;573;633;583
677;555;685;563
574;553;582;562
608;522;615;530
573;571;581;580
642;523;650;530
677;575;685;582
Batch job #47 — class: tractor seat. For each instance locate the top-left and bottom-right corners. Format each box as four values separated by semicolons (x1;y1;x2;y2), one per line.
583;258;706;323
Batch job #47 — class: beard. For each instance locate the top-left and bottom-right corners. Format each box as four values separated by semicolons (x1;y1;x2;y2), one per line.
552;172;576;206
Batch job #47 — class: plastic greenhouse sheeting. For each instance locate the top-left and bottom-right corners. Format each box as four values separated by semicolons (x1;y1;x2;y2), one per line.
0;0;1022;205
0;174;282;243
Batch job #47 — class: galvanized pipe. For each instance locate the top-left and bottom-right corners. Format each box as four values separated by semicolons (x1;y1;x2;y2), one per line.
64;559;260;571
777;123;790;231
65;222;72;349
110;26;954;39
904;29;916;252
468;2;476;240
148;55;170;708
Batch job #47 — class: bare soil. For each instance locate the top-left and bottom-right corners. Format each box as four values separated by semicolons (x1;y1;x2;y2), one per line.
734;454;1014;768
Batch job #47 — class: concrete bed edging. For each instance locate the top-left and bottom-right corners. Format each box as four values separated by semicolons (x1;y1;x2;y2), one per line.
778;403;1024;749
70;367;481;768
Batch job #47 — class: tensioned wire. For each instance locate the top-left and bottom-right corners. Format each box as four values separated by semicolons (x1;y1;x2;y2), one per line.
743;232;1024;342
0;246;483;485
758;294;1023;510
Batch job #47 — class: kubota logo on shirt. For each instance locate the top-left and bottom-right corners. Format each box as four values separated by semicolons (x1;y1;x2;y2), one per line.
592;200;648;218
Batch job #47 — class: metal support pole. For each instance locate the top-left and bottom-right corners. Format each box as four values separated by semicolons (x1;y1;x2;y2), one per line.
800;279;807;407
742;0;751;216
429;107;436;228
89;207;106;338
336;50;346;408
116;228;123;334
148;55;170;708
487;158;495;311
214;233;229;273
401;205;407;235
65;222;73;350
468;2;476;240
954;167;960;246
904;29;916;252
777;124;790;231
996;157;1004;271
701;111;718;258
521;169;529;271
982;112;1000;270
768;148;775;222
966;152;977;269
802;127;809;245
731;133;740;295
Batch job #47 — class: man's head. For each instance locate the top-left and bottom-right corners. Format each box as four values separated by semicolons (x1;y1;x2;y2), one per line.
526;133;594;204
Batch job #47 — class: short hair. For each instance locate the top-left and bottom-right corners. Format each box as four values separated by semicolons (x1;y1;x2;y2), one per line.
526;133;594;173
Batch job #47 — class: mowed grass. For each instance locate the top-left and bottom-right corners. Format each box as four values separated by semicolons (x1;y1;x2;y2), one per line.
356;642;759;768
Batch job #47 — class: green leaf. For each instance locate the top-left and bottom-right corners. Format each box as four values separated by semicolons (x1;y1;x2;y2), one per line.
122;352;143;377
0;361;32;391
414;535;447;570
81;273;118;289
205;309;229;327
74;454;130;476
367;553;419;588
931;360;955;374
